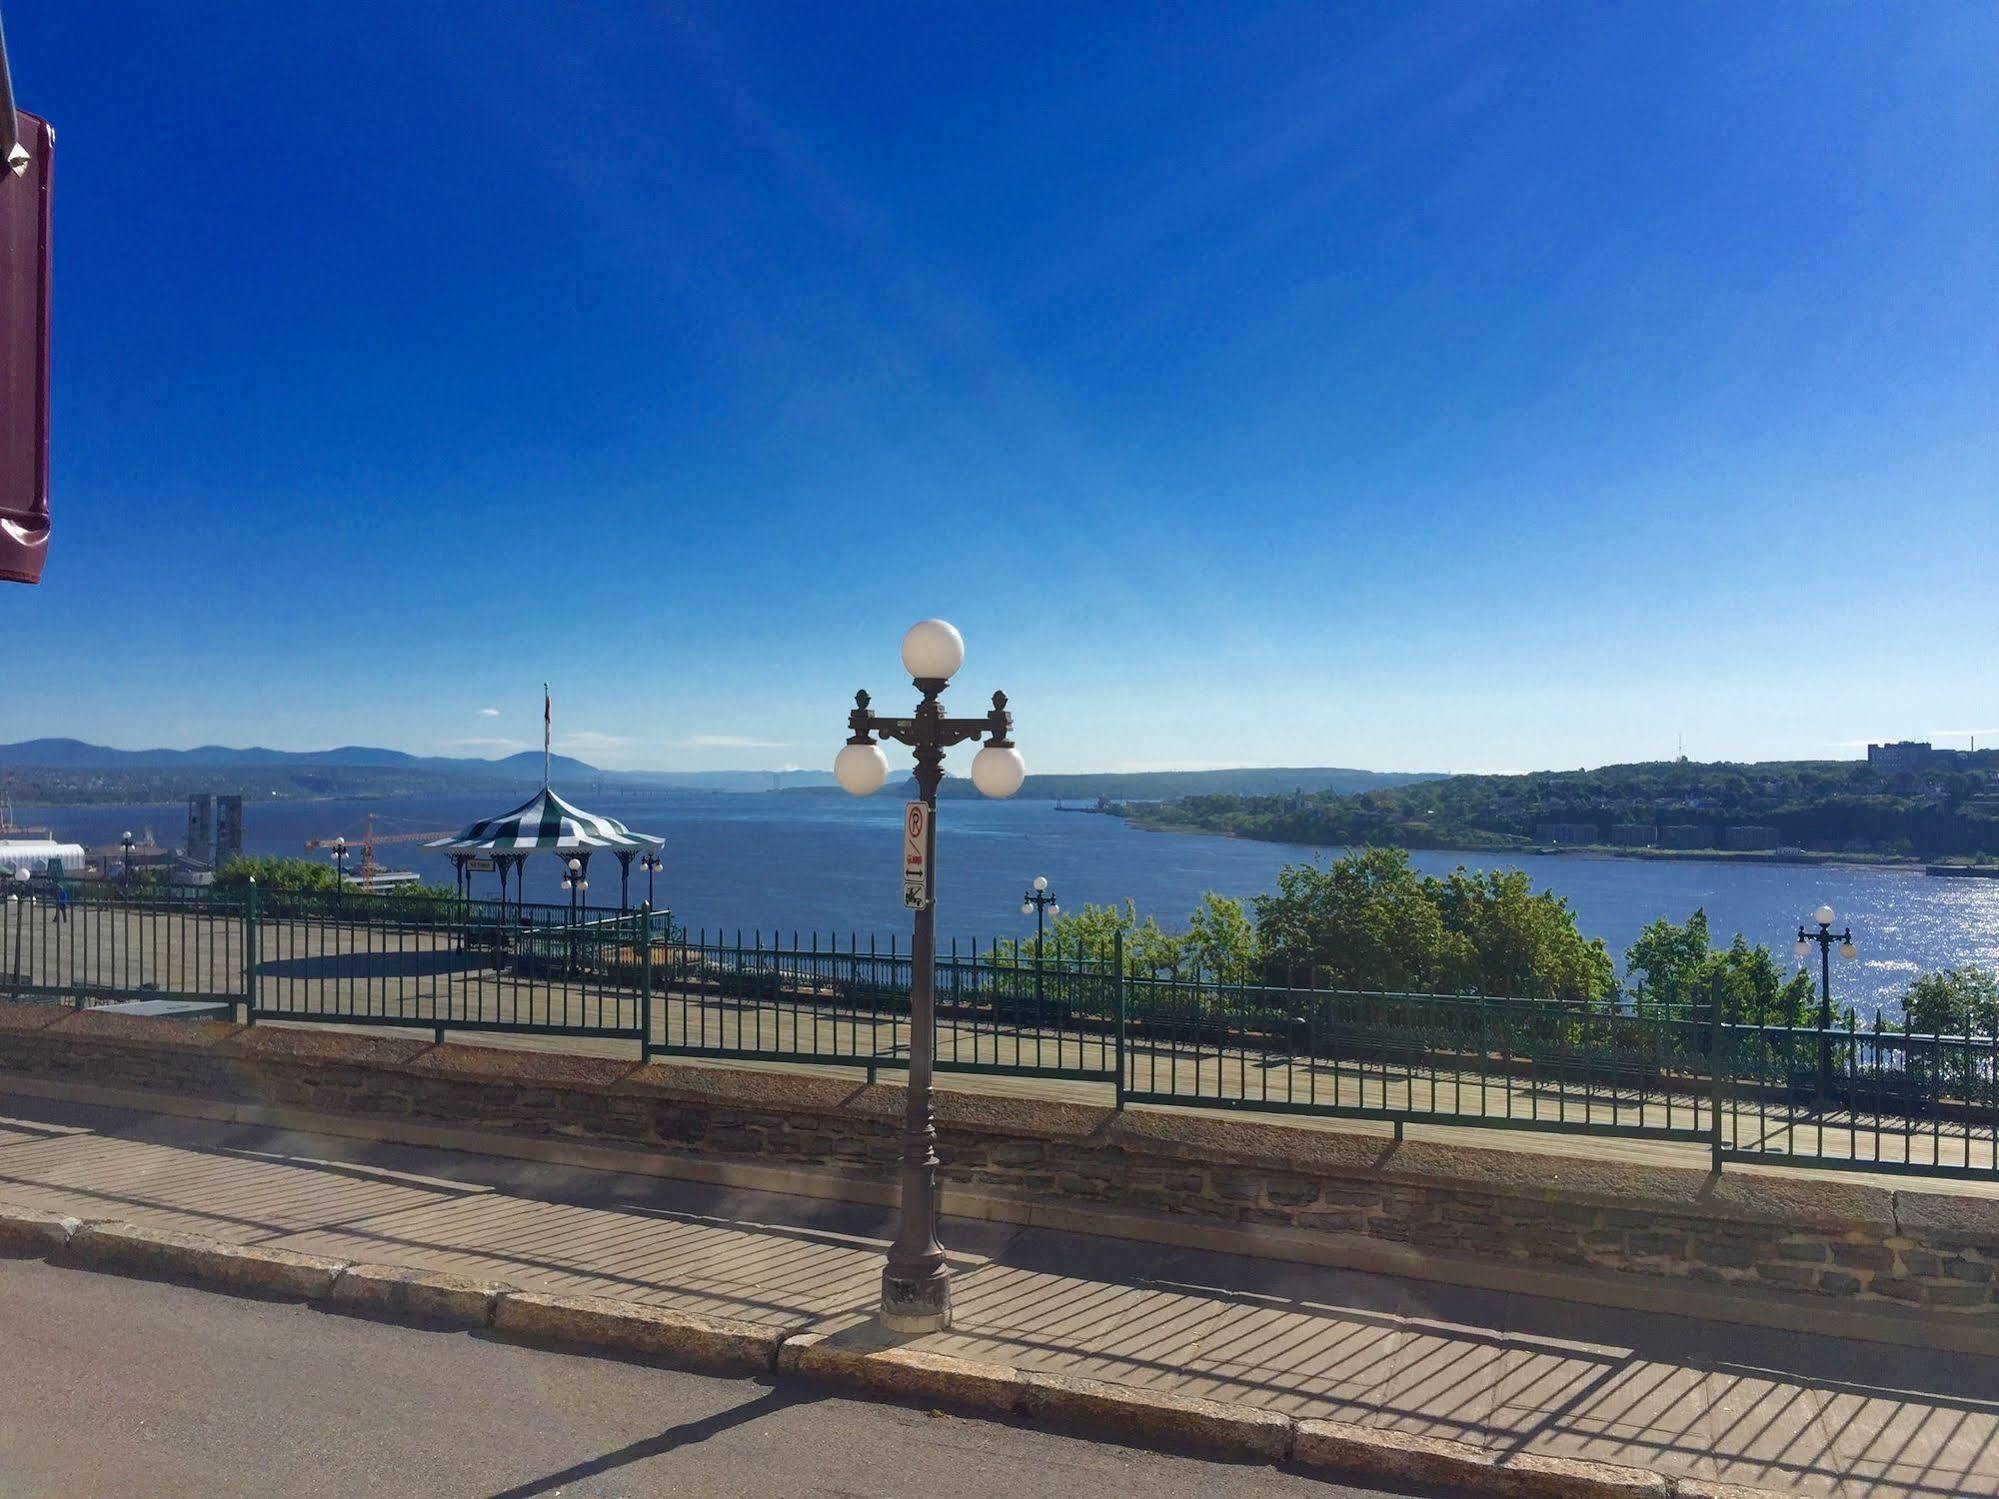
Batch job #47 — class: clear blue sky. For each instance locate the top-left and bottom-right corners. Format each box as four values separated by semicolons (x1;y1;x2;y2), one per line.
2;2;1994;774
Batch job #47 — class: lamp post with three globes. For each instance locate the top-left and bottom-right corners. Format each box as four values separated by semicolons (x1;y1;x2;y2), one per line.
834;619;1025;1332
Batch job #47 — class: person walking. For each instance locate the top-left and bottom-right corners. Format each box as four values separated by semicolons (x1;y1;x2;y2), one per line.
52;882;68;924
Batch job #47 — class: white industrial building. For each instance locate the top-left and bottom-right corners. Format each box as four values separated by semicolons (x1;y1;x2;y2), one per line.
0;839;87;876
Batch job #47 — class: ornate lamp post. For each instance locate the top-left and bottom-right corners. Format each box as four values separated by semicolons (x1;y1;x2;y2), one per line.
120;831;134;882
562;856;589;919
835;619;1025;1332
641;850;662;909
1795;903;1856;1099
1021;876;1059;1011
330;835;350;894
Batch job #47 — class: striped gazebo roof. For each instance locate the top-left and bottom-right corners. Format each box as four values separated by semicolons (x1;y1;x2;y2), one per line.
426;788;663;855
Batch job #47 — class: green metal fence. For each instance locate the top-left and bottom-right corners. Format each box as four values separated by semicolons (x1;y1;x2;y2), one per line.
654;930;1121;1082
5;878;1996;1180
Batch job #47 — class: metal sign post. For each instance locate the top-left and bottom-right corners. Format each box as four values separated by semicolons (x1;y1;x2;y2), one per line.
0;11;53;585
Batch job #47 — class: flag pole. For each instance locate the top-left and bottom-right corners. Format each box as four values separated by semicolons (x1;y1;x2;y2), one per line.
543;683;551;790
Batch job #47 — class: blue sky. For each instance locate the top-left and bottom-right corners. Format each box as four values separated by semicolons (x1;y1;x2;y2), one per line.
2;2;1994;774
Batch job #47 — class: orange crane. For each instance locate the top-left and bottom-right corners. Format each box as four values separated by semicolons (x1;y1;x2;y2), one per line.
304;814;453;888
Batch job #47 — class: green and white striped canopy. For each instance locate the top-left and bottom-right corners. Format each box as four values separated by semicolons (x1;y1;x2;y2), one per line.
426;788;663;855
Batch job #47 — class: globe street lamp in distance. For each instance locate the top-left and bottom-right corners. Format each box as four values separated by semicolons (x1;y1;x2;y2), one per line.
1022;875;1059;1010
836;618;1023;1332
1796;904;1856;1101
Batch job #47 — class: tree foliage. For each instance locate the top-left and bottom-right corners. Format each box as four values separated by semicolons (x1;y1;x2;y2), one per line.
1623;909;1819;1025
1252;849;1614;1001
1903;966;1999;1037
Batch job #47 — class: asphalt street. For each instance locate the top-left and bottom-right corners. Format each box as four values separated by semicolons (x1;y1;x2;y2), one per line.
0;1259;1399;1499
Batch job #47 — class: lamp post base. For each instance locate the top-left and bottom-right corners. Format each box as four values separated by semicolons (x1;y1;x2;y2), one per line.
879;1267;952;1334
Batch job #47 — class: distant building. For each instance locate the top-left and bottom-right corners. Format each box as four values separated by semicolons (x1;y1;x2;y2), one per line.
1723;824;1781;851
186;795;214;868
1611;823;1657;847
1868;741;1934;772
0;839;86;876
1535;821;1599;845
1658;824;1713;850
215;795;244;865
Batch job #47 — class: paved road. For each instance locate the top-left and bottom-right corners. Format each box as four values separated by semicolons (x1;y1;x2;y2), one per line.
0;1260;1387;1499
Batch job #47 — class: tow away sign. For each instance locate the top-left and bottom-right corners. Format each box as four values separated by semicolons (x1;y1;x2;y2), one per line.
902;800;931;909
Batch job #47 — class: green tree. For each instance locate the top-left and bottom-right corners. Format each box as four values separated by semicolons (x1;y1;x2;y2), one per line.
1253;848;1454;992
1431;867;1614;1002
214;855;339;892
1903;967;1999;1036
1625;910;1817;1025
1182;892;1259;985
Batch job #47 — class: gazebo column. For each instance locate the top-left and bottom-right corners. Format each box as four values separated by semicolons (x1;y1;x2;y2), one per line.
514;855;530;918
618;851;635;911
497;857;509;908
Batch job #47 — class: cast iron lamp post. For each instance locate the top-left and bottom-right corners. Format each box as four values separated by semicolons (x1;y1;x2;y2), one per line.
835;618;1025;1331
330;836;350;894
641;850;662;909
1795;903;1856;1099
120;831;134;882
562;856;589;918
1022;876;1059;1010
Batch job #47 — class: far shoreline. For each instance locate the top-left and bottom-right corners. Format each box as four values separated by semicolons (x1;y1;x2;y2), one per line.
1124;818;1943;874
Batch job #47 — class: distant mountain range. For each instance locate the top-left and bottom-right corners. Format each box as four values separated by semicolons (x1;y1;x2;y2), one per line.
0;739;1435;807
795;766;1445;801
0;739;838;804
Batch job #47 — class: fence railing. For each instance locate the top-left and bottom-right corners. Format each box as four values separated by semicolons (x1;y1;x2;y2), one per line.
2;880;1994;1180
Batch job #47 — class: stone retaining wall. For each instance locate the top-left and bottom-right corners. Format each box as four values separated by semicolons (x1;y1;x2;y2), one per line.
0;1000;1993;1322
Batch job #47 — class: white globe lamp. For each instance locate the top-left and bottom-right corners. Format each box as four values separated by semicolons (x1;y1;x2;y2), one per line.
1814;904;1835;927
1839;939;1856;960
835;741;890;797
970;742;1026;799
901;619;965;682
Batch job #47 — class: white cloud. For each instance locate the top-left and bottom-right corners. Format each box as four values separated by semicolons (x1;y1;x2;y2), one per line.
475;707;501;718
673;734;788;751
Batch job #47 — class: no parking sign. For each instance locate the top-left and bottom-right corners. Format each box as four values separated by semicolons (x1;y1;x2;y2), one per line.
902;801;931;909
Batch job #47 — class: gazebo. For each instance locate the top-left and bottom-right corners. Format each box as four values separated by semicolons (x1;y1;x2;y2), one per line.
427;786;664;913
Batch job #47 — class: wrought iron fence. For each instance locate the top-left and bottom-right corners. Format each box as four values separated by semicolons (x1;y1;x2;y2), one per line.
4;878;1995;1180
1719;1016;1999;1177
655;930;1120;1081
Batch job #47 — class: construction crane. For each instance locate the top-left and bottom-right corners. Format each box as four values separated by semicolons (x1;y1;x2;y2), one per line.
304;814;453;888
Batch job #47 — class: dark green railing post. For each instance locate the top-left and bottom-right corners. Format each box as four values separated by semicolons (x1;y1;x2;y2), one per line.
242;878;259;1026
1709;992;1725;1174
1114;929;1127;1110
640;903;655;1061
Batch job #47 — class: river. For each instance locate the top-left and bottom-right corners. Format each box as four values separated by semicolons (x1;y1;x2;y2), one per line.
24;791;1999;1017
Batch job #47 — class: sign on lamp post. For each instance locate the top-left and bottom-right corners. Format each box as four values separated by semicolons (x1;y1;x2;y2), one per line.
0;13;54;586
902;800;931;909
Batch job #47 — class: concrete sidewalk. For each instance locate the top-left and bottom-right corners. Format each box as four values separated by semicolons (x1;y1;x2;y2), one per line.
0;1090;1993;1498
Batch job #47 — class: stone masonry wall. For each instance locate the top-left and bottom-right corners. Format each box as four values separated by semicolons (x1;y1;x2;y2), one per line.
0;1000;1993;1322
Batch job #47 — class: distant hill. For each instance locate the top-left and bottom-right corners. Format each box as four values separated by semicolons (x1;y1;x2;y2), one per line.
1135;756;1999;861
0;739;849;804
789;766;1443;801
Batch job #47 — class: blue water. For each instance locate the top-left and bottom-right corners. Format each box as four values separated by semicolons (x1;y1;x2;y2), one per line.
28;792;1999;1015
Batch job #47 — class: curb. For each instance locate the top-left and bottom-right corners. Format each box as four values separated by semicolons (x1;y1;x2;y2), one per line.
0;1204;1793;1499
490;1290;782;1375
58;1220;345;1300
329;1261;504;1327
1295;1418;1669;1497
